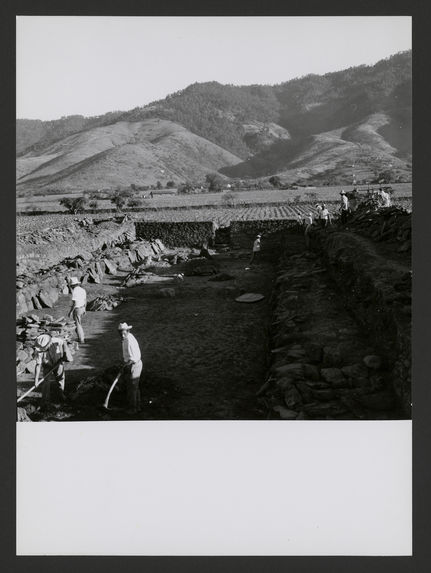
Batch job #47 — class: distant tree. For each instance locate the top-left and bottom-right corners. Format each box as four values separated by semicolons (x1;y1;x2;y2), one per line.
268;176;282;188
88;200;99;209
59;196;87;214
128;197;143;208
156;181;162;190
110;189;132;211
305;192;318;203
130;183;137;191
205;172;224;192
221;192;236;207
376;169;395;183
166;180;175;188
293;195;301;204
177;182;195;194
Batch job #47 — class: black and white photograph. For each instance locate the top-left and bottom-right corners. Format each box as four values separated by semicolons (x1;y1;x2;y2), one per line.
14;13;414;558
16;16;412;424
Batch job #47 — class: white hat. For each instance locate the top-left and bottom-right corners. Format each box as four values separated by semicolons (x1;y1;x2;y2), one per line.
69;277;80;286
118;322;133;331
35;334;52;350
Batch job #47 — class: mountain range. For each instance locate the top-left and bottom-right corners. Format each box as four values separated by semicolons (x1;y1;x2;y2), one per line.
16;50;411;194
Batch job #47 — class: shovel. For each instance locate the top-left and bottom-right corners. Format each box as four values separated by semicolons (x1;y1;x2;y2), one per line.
102;366;124;410
17;360;62;404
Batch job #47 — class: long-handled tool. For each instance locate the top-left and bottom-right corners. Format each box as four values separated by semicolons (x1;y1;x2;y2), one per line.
103;366;124;410
17;360;62;404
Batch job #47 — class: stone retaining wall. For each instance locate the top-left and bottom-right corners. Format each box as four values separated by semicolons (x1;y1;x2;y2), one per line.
312;229;411;415
230;219;298;254
136;221;217;247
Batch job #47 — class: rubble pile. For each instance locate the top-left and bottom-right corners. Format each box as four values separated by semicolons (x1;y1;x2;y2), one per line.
87;295;125;312
71;365;124;406
340;207;411;253
16;314;79;377
183;257;220;276
16;229;170;316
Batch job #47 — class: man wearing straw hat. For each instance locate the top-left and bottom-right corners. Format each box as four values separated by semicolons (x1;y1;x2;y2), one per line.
118;322;143;414
68;276;87;344
34;333;67;406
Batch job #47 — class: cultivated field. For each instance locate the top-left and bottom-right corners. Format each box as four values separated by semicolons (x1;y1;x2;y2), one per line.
16;196;412;236
16;183;412;213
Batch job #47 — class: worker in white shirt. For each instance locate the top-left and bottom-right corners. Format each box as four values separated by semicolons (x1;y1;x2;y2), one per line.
303;212;313;248
315;204;323;226
340;190;349;221
249;234;262;266
321;204;331;227
118;322;143;414
379;188;391;208
68;277;87;344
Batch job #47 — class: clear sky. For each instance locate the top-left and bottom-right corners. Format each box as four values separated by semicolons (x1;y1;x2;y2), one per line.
16;16;411;121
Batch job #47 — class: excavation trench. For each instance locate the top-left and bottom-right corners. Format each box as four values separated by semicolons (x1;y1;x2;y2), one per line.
16;224;409;421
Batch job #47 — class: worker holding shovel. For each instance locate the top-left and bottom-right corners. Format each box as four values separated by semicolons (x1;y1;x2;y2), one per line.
33;334;68;408
118;322;143;415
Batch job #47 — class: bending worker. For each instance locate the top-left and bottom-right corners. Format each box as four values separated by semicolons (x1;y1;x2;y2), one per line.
34;333;67;407
118;322;143;415
68;276;87;344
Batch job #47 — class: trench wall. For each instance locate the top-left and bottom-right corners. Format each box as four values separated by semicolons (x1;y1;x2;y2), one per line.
136;221;217;247
311;229;411;415
230;219;297;253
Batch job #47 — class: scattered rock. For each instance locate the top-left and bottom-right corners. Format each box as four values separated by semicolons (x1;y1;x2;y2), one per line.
287;345;306;361
284;385;302;409
273;405;298;420
320;368;346;387
274;363;304;380
363;355;382;370
17;407;32;422
38;290;54;308
341;363;369;379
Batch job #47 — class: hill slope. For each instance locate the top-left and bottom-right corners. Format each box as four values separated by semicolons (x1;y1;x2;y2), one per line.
16;119;242;192
16;50;411;191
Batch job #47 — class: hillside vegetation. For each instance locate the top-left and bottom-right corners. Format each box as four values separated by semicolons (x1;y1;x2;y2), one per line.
16;50;411;192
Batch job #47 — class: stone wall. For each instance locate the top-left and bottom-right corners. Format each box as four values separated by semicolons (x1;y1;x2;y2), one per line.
311;229;411;415
136;221;217;247
230;219;298;256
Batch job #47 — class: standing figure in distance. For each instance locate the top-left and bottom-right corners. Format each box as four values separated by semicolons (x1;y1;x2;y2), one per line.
303;212;313;248
249;233;262;266
321;204;331;227
118;322;143;415
340;190;349;222
68;276;87;344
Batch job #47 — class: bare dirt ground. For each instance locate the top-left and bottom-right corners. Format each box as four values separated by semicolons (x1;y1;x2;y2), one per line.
17;250;275;421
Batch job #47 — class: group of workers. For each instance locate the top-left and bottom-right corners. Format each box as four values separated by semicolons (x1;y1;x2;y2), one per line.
32;276;143;414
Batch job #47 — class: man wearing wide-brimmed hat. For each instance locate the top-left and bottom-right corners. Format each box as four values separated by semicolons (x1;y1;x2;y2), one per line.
34;333;67;406
68;276;87;344
118;322;142;414
248;233;262;267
